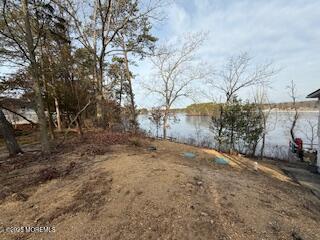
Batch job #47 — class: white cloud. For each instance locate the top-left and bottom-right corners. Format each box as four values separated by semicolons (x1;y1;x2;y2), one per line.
134;0;320;107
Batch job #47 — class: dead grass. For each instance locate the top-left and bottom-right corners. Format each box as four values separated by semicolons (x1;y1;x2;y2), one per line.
0;132;319;240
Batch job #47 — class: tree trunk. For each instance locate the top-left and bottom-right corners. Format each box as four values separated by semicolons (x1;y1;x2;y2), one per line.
93;2;105;128
43;77;55;140
123;46;138;132
119;73;124;106
217;105;224;151
163;114;168;139
95;58;105;128
54;97;62;132
230;123;234;152
156;125;159;138
290;110;298;141
76;116;83;138
47;107;55;140
22;0;50;153
0;109;23;157
251;141;258;157
260;133;266;160
260;116;267;159
96;91;104;128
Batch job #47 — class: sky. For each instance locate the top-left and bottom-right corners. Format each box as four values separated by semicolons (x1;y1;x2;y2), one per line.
133;0;320;108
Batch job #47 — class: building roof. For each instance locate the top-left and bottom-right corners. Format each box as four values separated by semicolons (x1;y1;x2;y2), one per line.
307;89;320;98
0;97;34;109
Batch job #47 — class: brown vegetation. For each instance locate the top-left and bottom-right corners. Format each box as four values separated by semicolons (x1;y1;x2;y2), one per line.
0;132;319;240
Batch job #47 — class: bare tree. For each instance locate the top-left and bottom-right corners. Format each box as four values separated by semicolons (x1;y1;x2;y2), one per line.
0;0;52;153
148;106;164;138
207;52;276;102
300;120;317;149
62;0;162;127
254;86;276;159
143;34;207;139
22;0;51;152
207;52;277;150
287;80;299;142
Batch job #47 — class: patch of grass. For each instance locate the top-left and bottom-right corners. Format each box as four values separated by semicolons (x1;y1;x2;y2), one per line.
129;137;143;147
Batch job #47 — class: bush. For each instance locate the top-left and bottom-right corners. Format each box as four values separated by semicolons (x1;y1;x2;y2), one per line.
210;98;264;155
129;137;143;147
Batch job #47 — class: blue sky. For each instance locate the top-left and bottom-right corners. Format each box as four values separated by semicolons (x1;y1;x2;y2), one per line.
133;0;320;108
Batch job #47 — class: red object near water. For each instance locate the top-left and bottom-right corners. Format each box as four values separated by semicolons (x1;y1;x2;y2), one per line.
295;138;303;151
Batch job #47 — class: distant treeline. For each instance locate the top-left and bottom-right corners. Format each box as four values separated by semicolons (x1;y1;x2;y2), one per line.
138;107;186;115
138;103;220;116
264;100;319;111
138;100;319;116
185;103;221;116
181;100;319;115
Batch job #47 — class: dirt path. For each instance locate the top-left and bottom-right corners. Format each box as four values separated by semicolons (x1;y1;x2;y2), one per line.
0;136;319;239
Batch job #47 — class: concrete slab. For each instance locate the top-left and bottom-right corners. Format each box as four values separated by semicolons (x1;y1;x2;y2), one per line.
281;166;320;199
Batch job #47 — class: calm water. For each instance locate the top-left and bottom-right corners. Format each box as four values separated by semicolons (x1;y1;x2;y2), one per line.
138;111;319;159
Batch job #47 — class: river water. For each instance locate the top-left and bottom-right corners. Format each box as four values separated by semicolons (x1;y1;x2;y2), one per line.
138;111;319;159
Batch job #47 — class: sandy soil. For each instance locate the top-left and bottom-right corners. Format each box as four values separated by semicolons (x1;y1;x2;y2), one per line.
0;133;319;240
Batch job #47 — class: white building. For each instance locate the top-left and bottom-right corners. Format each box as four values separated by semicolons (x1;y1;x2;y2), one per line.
0;97;38;125
3;108;38;125
307;89;320;173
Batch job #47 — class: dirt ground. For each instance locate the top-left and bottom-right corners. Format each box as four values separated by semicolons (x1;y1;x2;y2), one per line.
0;132;320;240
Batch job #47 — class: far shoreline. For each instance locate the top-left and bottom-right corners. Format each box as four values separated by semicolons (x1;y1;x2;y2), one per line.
139;109;319;116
